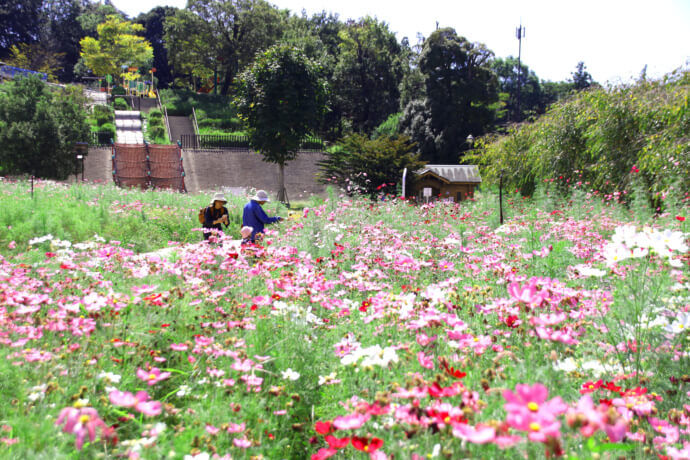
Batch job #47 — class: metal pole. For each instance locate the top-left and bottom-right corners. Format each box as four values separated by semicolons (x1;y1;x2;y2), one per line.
515;24;525;122
31;175;34;199
499;172;504;225
402;168;407;198
81;156;84;181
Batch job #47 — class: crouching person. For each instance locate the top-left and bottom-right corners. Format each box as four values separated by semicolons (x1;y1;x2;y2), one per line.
203;192;229;242
242;190;282;243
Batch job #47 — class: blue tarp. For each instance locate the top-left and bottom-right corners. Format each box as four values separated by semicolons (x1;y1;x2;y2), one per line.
0;64;48;81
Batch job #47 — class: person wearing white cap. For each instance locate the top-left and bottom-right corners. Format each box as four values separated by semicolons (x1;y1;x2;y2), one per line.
203;192;229;241
242;189;282;242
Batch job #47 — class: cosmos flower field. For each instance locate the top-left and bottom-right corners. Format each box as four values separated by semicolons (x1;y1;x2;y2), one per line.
0;180;688;459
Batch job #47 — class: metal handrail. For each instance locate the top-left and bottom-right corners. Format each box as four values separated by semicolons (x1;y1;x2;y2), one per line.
163;106;172;143
192;107;199;135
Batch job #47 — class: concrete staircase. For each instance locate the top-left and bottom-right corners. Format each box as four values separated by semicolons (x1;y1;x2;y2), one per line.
168;116;195;145
139;98;158;113
114;110;144;144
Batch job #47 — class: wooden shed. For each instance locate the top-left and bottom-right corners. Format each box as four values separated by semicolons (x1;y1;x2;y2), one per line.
413;165;481;202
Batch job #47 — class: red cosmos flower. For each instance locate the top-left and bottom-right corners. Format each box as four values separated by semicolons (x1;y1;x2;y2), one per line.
439;357;466;379
359;299;371;312
620;386;648;397
579;380;603;394
677;216;686;222
315;421;333;435
631;165;639;173
271;293;281;300
351;436;383;453
45;252;57;258
604;381;622;394
505;315;520;328
324;435;350;449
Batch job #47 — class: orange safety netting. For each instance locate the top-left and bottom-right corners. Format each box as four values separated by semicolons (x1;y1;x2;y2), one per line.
148;144;186;192
112;143;186;192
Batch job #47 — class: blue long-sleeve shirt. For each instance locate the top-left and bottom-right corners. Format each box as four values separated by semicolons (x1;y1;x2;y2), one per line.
242;200;280;240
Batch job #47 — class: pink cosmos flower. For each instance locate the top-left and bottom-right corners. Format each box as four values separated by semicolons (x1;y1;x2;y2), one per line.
503;383;567;439
452;423;496;444
332;413;370;430
136;367;171;386
666;441;690;459
233;436;251;448
311;448;338;460
170;343;188;351
507;280;545;307
109;390;161;416
226;422;245;433
416;332;437;347
417;351;434;369
55;406;112;450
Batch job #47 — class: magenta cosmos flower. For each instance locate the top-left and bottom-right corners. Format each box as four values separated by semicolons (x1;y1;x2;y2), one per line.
55;407;112;450
503;383;567;441
137;367;171;386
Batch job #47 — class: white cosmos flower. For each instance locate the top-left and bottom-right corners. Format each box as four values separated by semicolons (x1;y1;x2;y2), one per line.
664;313;690;335
281;368;300;381
553;357;578;373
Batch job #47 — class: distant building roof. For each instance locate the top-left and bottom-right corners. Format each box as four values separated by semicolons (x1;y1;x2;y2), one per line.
416;165;482;183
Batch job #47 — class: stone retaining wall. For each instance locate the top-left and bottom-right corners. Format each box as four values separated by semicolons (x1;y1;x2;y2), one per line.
83;147;328;199
182;149;327;198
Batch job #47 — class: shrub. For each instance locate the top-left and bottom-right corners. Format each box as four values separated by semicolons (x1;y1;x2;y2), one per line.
99;122;116;137
149;125;165;140
148;109;163;121
113;98;129;110
0;77;89;178
111;86;126;96
470;69;690;204
93;104;113;126
318;134;425;197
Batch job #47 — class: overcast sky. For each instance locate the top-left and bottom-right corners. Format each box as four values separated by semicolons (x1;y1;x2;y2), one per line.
112;0;690;84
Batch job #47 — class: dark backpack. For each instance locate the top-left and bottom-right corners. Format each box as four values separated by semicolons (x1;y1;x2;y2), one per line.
198;206;209;225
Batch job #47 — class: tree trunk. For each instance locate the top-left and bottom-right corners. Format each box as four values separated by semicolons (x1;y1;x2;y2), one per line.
277;162;285;203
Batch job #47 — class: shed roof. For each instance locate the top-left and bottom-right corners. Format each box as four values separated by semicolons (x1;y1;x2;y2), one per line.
416;165;482;183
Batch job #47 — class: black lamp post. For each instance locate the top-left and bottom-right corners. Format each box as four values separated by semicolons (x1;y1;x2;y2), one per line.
74;142;88;182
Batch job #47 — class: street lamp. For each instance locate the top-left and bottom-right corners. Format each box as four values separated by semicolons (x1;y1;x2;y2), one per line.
466;134;474;149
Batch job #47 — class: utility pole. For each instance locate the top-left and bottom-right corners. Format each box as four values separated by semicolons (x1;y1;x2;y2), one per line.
515;22;525;122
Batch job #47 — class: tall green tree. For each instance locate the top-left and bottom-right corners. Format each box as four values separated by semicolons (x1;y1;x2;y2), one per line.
235;45;326;202
400;28;498;164
165;0;285;95
40;0;85;82
491;56;543;123
280;11;343;140
136;6;178;88
79;15;153;82
571;61;594;90
0;0;42;59
0;76;89;178
332;17;405;134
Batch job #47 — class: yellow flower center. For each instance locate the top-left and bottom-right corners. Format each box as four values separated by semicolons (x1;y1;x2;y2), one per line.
473;337;479;342
79;415;90;424
527;402;539;412
529;422;541;432
364;445;369;452
148;373;157;380
444;416;450;423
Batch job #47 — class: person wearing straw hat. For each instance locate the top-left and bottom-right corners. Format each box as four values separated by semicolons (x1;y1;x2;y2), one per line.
242;190;282;242
203;192;230;241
